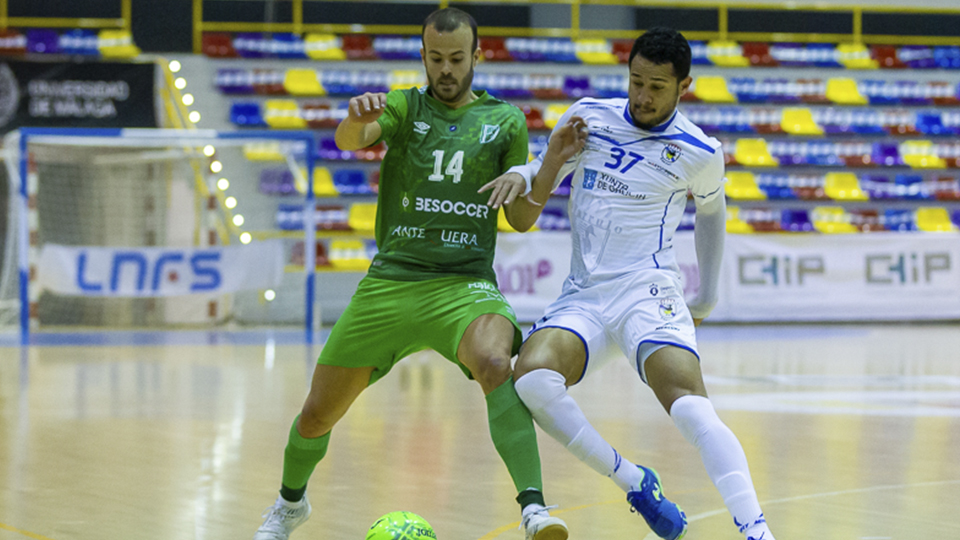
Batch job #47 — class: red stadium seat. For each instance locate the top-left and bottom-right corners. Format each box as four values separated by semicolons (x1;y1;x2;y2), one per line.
342;34;377;60
612;40;633;64
202;32;237;57
522;105;546;130
742;42;778;67
871;45;907;69
480;37;512;62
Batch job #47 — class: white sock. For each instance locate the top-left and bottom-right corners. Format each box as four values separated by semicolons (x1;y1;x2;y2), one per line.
670;395;774;539
516;369;642;492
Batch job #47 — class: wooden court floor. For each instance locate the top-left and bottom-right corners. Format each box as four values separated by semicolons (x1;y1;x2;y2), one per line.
1;323;959;540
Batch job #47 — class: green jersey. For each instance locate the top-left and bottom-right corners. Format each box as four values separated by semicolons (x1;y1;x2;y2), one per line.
368;86;529;283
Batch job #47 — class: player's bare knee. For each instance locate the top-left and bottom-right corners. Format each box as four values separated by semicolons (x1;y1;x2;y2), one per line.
298;403;339;438
470;354;512;391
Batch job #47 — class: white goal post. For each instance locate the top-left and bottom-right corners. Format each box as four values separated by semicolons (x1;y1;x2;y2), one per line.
1;128;322;344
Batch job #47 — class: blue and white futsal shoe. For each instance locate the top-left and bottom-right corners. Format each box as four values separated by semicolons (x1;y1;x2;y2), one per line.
626;466;688;540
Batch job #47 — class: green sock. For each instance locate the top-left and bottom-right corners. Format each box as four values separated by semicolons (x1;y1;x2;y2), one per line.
279;415;330;502
486;376;544;499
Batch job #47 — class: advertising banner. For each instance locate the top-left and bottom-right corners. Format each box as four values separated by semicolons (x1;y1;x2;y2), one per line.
0;60;156;133
38;242;284;297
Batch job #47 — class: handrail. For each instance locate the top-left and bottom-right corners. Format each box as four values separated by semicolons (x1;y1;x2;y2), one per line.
0;0;130;30
193;0;960;52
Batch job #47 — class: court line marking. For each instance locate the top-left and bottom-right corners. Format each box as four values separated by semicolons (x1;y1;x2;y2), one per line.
0;522;56;540
478;479;960;540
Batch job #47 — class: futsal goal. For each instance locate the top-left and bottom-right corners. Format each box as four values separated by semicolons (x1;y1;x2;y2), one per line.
0;128;324;343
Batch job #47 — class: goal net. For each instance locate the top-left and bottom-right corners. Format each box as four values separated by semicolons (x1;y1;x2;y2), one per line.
1;128;322;341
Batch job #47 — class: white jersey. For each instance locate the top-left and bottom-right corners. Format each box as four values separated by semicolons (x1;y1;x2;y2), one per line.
540;98;725;289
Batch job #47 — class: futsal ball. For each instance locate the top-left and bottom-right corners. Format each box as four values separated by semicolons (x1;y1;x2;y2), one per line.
365;511;437;540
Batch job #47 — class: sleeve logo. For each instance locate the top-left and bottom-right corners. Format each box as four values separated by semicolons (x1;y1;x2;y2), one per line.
479;124;500;144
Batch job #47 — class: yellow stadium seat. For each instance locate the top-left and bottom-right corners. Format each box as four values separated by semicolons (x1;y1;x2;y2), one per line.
98;30;140;58
329;239;371;271
242;142;285;161
304;33;346;61
824;172;869;201
706;41;750;67
725;172;766;200
347;202;378;233
916;207;957;232
544;103;570;129
900;140;947;169
734;139;779;167
836;43;879;70
574;39;618;65
264;99;307;129
693;76;737;103
283;69;325;96
295;167;338;196
498;208;538;232
812;206;858;234
781;108;824;136
725;206;755;234
390;70;424;92
825;78;869;105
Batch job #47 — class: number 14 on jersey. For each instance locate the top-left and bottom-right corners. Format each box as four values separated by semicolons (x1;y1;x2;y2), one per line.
429;149;465;183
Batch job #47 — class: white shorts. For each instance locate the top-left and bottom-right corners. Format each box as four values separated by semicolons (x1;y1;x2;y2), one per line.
527;269;699;384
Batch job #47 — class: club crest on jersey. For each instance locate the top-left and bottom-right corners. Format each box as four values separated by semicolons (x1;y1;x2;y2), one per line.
658;299;678;320
479;124;500;144
661;143;682;164
650;283;659;296
582;168;598;190
413;122;431;135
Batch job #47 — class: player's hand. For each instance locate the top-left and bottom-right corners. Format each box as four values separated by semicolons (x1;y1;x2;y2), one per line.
348;92;387;123
548;115;589;162
478;172;526;209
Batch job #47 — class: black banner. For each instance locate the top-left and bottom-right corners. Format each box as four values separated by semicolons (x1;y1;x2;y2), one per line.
0;59;157;133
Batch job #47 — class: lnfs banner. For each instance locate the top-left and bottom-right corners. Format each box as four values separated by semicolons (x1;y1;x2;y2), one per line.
0;59;156;133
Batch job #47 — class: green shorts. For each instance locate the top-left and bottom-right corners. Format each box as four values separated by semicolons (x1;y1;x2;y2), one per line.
317;275;522;385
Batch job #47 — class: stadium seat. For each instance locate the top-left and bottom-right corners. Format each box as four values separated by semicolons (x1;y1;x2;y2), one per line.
373;36;421;60
742;42;778;67
296;166;338;197
706;41;750;67
916;112;959;136
60;29;99;56
522;105;546;130
693;76;737;103
612;40;633;63
230;102;265;126
305;34;346;61
536;207;571;231
900;140;947;169
302;103;338;129
870;45;907;69
233;33;269;58
272;33;306;59
932;176;960;201
725;172;766;200
860;175;895;200
893;174;929;199
260;169;295;196
329;240;371;271
725;206;755;234
953;209;960;229
933;46;960;70
390;70;424;91
318;137;353;161
824;172;869;201
790;173;828;199
756;174;797;199
333;169;373;195
916;207;957;232
812;206;858;234
883;209;917;231
689;41;711;65
871;142;903;167
480;37;512;62
505;38;547;62
243;142;285;161
740;208;782;232
931;82;960;106
263;100;306;129
836;43;878;69
253;69;286;95
217;69;254;94
780;108;823;136
342;34;377;60
797;79;830;104
825;78;869;105
849;209;887;232
315;205;351;231
544;39;580;63
780;208;814;232
575;39;617;65
283;69;325;96
0;29;26;55
734;139;779;167
347;203;378;233
202;32;237;57
355;142;386;162
592;74;628;99
808;43;842;68
26;29;59;54
563;76;592;99
544;104;570;129
529;74;567;100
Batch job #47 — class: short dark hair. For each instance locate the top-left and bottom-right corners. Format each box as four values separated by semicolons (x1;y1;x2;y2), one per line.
422;7;478;52
628;27;692;81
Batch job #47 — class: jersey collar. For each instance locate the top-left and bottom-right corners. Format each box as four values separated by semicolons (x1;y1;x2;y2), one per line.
621;104;678;133
423;87;489;114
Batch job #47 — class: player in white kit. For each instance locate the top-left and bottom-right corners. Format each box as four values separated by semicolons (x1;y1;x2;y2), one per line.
501;28;776;540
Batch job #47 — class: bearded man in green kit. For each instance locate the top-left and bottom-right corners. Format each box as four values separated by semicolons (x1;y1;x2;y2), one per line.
252;7;588;540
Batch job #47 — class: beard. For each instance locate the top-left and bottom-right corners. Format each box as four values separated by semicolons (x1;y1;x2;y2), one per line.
630;88;680;130
428;64;475;105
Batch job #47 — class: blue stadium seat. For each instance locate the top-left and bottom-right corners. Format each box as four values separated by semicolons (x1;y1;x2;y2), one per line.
505;38;547;62
871;142;903;167
260;169;296;196
883;208;917;231
230;102;265;126
728;78;766;103
899;46;937;69
934;46;960;69
27;29;59;54
59;29;99;56
537;207;571;231
689;41;711;65
917;112;959;136
320;70;358;96
780;208;814;232
234;32;270;58
272;33;306;59
756;174;797;199
592;74;627;99
373;36;421;60
544;39;580;63
860;175;896;200
563;75;592;99
808;43;842;68
217;69;254;94
894;174;931;200
333;169;373;196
